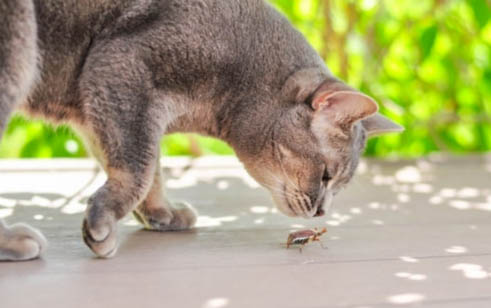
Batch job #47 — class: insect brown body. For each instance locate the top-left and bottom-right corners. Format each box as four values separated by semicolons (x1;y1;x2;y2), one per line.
286;227;327;250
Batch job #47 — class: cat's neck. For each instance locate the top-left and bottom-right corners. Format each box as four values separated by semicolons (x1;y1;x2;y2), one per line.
166;92;278;156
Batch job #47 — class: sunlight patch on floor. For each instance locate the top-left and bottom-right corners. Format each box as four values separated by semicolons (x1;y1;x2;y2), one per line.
412;183;433;193
399;256;420;263
250;206;270;214
202;297;229;308
326;220;341;226
61;201;87;214
123;218;140;227
350;207;362;214
0;196;16;207
195;216;238;228
457;187;480;198
397;193;410;203
216;180;229;190
445;246;468;254
254;218;265;224
449;200;471;210
395;272;427;281
290;224;305;229
395;166;422;183
0;208;13;218
387;293;425;305
372;220;385;225
450;263;490;279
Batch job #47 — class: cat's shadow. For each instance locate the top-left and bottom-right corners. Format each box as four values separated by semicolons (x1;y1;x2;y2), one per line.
117;228;199;257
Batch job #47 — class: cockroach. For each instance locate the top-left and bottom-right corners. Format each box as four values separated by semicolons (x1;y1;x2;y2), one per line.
286;227;327;251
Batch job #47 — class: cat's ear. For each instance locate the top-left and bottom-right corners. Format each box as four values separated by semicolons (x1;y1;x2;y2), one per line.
312;91;379;128
362;113;404;137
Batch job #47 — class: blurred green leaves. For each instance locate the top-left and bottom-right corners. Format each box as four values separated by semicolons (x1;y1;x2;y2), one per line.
468;0;491;28
0;116;86;158
1;0;490;158
420;25;438;60
274;0;491;157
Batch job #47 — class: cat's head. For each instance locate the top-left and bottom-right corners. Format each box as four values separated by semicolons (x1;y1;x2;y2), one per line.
239;69;403;218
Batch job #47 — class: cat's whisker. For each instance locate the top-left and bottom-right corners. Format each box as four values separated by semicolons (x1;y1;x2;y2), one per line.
260;181;298;201
266;172;301;195
260;176;305;214
261;173;311;216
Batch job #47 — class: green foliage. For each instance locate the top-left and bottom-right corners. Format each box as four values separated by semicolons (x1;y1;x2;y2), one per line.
1;0;490;158
273;0;491;157
0;116;86;158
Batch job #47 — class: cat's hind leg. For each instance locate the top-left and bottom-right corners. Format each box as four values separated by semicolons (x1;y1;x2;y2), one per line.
0;0;46;262
133;158;197;232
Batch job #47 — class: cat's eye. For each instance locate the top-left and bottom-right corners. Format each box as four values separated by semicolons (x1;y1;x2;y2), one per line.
322;168;331;184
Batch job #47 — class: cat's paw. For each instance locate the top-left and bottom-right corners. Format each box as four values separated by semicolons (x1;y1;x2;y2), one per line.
134;201;197;232
82;205;118;258
0;223;47;261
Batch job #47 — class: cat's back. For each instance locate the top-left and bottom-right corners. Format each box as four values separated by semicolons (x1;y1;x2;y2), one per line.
135;0;322;92
26;0;323;119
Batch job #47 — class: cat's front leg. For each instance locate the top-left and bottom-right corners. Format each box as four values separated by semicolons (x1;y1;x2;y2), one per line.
0;220;47;261
0;0;45;262
132;159;197;232
80;129;162;258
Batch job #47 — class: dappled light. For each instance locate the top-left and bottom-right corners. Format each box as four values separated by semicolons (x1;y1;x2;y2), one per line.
450;264;490;280
412;183;433;194
371;220;385;226
399;256;420;263
397;193;410;203
290;224;306;229
0;208;12;218
349;207;362;215
254;218;265;225
123;218;140;227
429;196;443;205
368;202;381;210
387;293;426;305
0;196;15;207
195;216;238;228
250;206;270;214
2;155;491;307
216;180;230;190
445;246;468;254
395;166;422;183
395;272;427;281
202;298;229;308
326;220;341;227
61;200;87;215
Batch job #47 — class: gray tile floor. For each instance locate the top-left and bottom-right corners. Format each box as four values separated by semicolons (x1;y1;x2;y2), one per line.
0;155;491;308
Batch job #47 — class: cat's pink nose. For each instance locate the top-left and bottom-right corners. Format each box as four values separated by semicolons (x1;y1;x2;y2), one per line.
314;207;325;217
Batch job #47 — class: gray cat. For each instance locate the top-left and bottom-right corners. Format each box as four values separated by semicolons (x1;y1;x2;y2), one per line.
0;0;402;261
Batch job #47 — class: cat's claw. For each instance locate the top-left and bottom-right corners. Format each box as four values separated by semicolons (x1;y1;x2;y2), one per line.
0;223;47;261
134;202;197;232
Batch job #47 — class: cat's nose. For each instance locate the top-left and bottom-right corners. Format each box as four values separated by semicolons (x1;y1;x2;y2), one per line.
314;207;325;217
313;191;333;217
311;192;327;217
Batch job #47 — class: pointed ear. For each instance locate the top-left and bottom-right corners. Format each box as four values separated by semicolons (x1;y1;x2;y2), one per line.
362;113;405;137
312;91;379;127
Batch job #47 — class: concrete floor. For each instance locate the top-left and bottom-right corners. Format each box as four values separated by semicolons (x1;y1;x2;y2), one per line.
0;155;491;308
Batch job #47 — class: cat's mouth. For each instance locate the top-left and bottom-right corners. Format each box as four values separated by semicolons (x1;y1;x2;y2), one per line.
271;185;329;218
